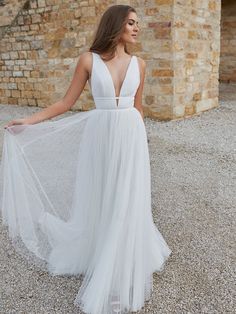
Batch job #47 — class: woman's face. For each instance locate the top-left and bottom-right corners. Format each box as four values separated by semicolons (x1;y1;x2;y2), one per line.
120;12;139;44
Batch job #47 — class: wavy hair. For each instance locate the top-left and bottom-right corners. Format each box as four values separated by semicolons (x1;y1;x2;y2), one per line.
89;5;136;61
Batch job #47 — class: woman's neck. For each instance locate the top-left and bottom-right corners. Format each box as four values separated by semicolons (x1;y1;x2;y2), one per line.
114;42;126;57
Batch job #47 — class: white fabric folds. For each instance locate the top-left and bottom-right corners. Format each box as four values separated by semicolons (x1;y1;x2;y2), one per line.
0;52;172;314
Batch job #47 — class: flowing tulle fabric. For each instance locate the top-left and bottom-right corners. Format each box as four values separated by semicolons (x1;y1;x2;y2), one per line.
0;52;172;314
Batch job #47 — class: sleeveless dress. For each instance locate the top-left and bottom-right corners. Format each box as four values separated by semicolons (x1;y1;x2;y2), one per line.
0;52;172;314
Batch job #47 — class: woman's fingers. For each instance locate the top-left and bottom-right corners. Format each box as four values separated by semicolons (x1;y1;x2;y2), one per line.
4;120;28;134
4;121;16;129
4;122;13;129
4;119;24;129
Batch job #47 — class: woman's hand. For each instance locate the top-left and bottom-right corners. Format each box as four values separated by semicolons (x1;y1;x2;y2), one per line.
3;52;90;130
4;118;29;129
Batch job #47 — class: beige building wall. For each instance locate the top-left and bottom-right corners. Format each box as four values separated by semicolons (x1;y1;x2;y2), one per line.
0;0;222;120
0;0;26;27
172;0;221;119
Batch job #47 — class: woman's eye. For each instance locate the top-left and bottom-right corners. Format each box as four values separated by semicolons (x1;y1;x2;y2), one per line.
128;22;133;26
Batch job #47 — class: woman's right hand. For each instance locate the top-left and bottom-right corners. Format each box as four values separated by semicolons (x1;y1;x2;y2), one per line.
4;118;29;129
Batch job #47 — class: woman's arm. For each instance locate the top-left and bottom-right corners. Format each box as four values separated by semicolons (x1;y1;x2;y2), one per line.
4;52;91;128
134;57;146;120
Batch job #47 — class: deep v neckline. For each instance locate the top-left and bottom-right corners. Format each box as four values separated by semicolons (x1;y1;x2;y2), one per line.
96;53;134;107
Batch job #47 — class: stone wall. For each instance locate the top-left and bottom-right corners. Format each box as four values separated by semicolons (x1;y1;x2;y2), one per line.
0;0;98;110
0;0;222;120
0;0;26;39
139;0;174;120
172;0;221;118
0;0;26;27
220;0;236;83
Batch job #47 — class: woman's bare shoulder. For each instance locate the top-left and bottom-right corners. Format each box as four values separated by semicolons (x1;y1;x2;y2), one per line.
136;56;146;69
77;51;93;77
136;56;146;75
78;51;93;65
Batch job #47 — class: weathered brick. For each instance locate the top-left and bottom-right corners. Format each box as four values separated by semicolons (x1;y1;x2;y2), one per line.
8;97;18;105
152;69;174;77
31;71;40;78
146;8;159;15
31;40;43;50
28;98;37;106
38;0;46;8
18;98;28;106
30;0;38;9
81;7;95;16
1;53;10;60
145;95;154;105
24;15;32;25
11;90;21;97
31;14;42;23
12;43;22;51
155;0;173;4
22;43;31;50
17;16;24;25
8;83;17;89
0;0;221;120
18;51;28;59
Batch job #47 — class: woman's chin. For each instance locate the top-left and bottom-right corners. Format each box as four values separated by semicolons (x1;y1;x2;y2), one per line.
126;38;137;44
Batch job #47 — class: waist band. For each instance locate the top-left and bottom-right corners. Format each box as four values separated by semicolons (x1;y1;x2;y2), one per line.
94;96;134;110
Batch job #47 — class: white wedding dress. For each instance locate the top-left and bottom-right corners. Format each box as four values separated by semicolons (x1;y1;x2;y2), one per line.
0;52;172;314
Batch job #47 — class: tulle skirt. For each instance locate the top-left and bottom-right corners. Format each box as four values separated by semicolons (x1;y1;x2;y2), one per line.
0;106;172;314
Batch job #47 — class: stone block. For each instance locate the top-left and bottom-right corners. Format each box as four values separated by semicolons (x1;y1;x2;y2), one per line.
31;14;42;23
193;92;201;101
22;43;30;50
11;90;21;97
24;16;32;25
31;70;40;78
17;16;24;25
8;97;18;105
18;83;25;90
173;105;185;117
146;8;159;15
185;104;196;115
31;40;43;50
145;95;154;105
155;0;173;5
195;97;218;113
13;71;23;77
152;69;174;77
8;83;17;89
18;98;29;106
28;98;37;106
1;53;10;60
81;7;95;16
38;0;46;8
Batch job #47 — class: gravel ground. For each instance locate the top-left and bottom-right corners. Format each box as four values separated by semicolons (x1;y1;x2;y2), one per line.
0;84;235;314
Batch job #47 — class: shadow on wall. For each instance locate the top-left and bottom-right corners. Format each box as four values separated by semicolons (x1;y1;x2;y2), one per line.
219;82;236;101
220;0;236;83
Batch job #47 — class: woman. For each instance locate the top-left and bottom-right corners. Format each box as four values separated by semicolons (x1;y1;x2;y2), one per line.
0;5;172;314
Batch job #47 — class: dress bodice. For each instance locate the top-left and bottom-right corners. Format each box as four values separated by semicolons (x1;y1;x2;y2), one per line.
88;52;140;109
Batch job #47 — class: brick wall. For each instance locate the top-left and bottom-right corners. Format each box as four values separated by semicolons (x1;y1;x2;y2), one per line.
0;0;26;27
172;0;221;118
0;0;222;120
139;0;174;120
0;0;97;110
